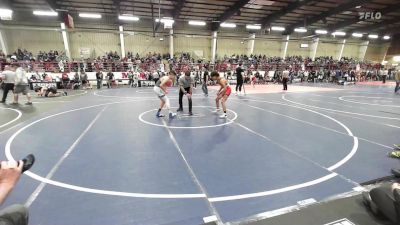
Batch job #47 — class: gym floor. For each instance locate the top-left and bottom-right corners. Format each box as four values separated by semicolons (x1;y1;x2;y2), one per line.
0;82;399;225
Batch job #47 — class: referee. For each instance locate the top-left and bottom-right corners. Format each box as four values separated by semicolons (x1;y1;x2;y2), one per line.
177;71;193;116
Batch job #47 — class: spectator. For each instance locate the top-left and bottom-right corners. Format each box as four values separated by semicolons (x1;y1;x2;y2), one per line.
1;65;16;104
0;159;28;225
13;65;32;105
95;70;103;89
395;68;400;94
106;70;114;88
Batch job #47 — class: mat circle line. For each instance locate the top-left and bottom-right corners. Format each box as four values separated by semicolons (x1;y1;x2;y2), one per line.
5;99;356;201
139;106;237;129
0;108;22;129
338;96;400;108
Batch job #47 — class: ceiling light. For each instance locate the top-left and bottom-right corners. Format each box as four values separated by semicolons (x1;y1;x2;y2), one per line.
383;35;390;40
188;20;206;26
271;26;285;31
368;34;378;39
355;5;362;9
155;17;174;24
118;15;139;21
33;11;58;16
294;27;307;33
352;33;363;38
332;31;346;36
315;29;328;34
79;13;102;19
0;8;12;20
220;23;236;28
246;24;261;30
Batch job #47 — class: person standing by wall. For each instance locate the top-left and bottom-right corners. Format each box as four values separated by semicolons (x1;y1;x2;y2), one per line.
282;68;289;91
235;63;244;96
1;66;16;104
13;65;32;105
106;70;114;88
202;69;209;97
96;70;103;89
394;68;400;94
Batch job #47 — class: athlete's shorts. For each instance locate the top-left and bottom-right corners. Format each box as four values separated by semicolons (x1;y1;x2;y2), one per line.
225;86;232;96
153;86;165;99
45;87;57;97
14;85;28;95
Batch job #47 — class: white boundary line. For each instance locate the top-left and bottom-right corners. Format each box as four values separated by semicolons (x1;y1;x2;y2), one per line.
239;97;392;149
25;106;108;207
3;95;361;202
282;95;400;121
161;119;223;223
5;99;207;200
230;99;358;171
138;106;238;129
338;95;400;108
0;108;22;129
208;173;338;202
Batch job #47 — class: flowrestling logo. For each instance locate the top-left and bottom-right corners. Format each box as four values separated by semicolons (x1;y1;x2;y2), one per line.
359;12;382;20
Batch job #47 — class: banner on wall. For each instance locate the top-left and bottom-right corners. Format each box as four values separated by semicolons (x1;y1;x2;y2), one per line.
79;48;91;58
193;50;204;58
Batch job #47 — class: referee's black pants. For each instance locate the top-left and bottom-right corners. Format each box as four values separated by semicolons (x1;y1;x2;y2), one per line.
236;80;243;92
2;83;14;102
282;78;288;90
179;87;192;112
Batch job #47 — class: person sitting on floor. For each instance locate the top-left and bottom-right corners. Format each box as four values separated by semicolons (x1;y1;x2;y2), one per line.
34;86;67;97
363;182;400;224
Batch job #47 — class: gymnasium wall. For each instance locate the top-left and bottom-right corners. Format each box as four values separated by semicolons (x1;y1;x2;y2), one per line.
216;37;247;58
69;31;120;59
286;39;310;57
0;25;391;63
174;34;211;59
342;42;361;59
4;29;64;54
316;40;341;58
125;33;169;56
365;43;390;62
253;38;282;57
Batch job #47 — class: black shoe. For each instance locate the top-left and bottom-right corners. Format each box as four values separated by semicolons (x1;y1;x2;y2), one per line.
362;191;372;207
0;101;5;104
189;112;193;116
25;102;33;105
391;168;400;177
20;154;35;173
177;108;183;112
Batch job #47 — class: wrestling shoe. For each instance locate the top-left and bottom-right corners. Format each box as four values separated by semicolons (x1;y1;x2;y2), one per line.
21;154;35;173
176;108;183;112
189;112;193;116
63;92;68;96
156;112;165;117
212;109;221;113
169;112;177;119
388;150;400;158
219;113;227;119
25;102;32;105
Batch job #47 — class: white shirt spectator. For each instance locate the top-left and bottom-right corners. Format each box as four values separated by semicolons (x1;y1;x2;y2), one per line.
15;67;28;85
1;69;16;84
282;70;289;78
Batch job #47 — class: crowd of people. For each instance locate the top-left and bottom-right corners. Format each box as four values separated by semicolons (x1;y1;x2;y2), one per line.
6;49;67;63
